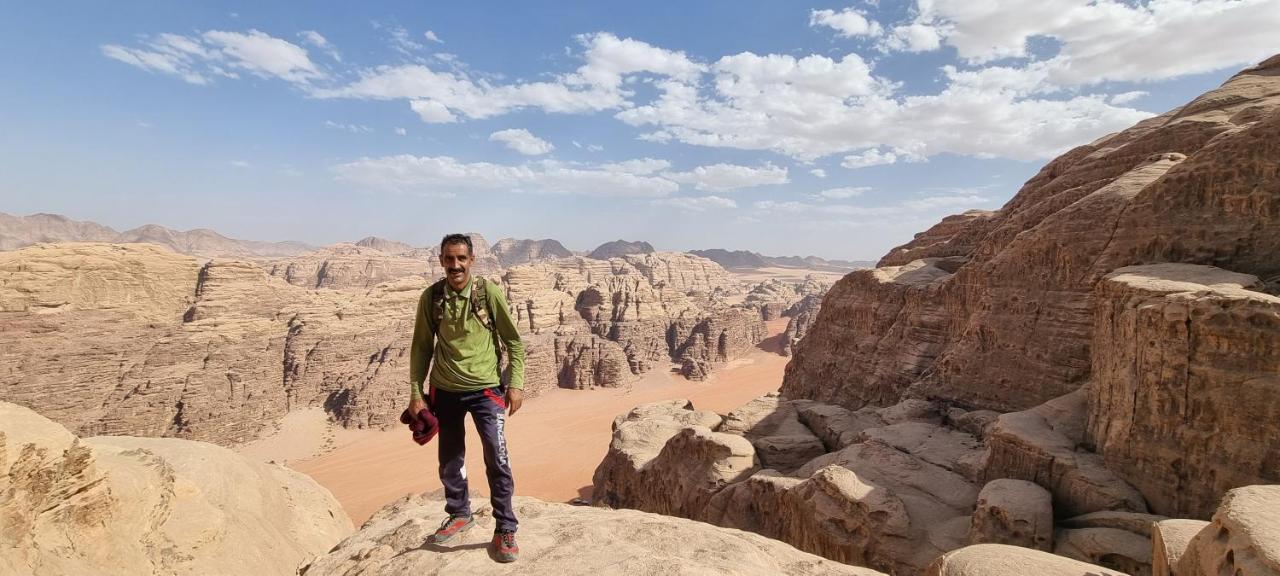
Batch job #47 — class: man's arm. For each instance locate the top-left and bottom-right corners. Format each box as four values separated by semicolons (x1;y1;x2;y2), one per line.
490;285;524;390
409;288;435;402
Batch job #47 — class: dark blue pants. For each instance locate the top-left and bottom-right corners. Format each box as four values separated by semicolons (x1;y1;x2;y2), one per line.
430;384;518;532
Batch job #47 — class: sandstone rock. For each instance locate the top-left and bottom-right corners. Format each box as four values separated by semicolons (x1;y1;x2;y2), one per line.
1152;519;1209;576
353;236;414;254
681;356;711;380
588;239;654;260
1061;511;1169;537
491;237;573;267
1055;527;1153;576
783;58;1280;421
879;210;998;268
926;544;1129;576
265;243;439;289
794;400;884;451
861;422;985;482
969;479;1054;551
1178;485;1280;576
299;494;888;576
782;293;823;356
983;388;1147;517
1088;264;1280;518
0;402;351;576
782;258;961;410
718;395;826;474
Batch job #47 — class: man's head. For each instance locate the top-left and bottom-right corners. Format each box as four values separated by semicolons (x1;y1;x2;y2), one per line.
439;233;473;290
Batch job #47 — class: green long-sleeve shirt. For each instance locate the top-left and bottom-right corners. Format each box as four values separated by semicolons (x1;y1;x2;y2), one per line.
409;276;525;393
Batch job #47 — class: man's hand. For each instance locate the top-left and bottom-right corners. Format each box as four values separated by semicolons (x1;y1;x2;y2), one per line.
408;395;426;416
506;388;523;416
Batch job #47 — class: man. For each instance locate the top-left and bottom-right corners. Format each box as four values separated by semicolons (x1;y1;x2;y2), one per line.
408;233;525;563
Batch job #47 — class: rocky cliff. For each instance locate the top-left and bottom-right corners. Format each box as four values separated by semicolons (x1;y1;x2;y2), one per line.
0;402;351;576
780;55;1280;518
593;56;1280;576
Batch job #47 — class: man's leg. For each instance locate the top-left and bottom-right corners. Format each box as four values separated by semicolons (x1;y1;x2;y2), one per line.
471;385;518;533
434;387;470;518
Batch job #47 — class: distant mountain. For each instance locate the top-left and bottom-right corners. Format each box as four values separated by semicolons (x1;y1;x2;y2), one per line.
492;238;573;267
0;212;314;258
589;239;655;260
354;236;415;254
690;248;872;271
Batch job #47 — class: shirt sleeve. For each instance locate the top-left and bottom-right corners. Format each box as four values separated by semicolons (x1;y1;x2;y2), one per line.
489;282;525;390
409;287;435;395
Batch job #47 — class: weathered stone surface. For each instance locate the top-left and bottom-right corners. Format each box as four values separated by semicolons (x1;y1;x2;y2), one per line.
783;57;1280;418
490;237;572;267
968;479;1054;551
782;258;961;410
266;243;440;289
794;401;884;451
743;277;828;321
1055;527;1153;576
588;239;654;260
551;333;633;390
681;357;711;381
300;494;888;576
1088;264;1280;518
879;210;998;268
1062;511;1169;537
926;544;1129;576
719;395;825;474
1152;519;1209;576
782;293;823;356
983;388;1148;518
0;402;351;576
1179;485;1280;576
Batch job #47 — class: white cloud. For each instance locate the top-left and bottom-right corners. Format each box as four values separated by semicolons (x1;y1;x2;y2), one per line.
387;25;425;55
103;29;323;85
230;160;251;168
324;120;372;133
841;148;898;169
587;144;605;152
332;155;678;197
913;0;1280;86
424;30;444;44
814;186;870;200
651;195;738;212
882;23;944;52
299;30;341;61
409;99;458;123
810;8;884;38
810;168;827;178
601;158;671;175
663;163;788;192
489;128;555;155
394;127;407;135
1110;90;1147;105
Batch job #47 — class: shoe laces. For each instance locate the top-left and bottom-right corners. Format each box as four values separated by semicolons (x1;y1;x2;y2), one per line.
496;530;516;548
439;514;469;531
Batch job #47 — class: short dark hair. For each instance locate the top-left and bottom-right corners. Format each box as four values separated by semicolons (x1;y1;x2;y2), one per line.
440;233;473;255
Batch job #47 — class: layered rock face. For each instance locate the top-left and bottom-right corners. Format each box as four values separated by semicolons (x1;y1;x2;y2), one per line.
743;276;827;320
0;243;420;443
785;56;1280;413
0;402;351;576
300;493;888;576
1088;264;1280;519
778;56;1280;520
491;237;572;267
588;239;654;260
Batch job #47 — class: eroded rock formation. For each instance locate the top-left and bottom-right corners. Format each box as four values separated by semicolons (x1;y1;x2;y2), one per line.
0;402;351;576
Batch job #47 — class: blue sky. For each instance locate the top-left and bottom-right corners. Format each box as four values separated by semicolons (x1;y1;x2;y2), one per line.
1;1;1276;260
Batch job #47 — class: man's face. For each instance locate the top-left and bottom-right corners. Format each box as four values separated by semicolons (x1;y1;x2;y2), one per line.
440;242;472;290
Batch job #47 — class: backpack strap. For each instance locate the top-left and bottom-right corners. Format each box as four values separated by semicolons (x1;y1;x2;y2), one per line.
429;279;446;337
470;276;496;333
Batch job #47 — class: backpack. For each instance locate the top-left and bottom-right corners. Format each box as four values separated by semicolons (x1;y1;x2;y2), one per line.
429;276;507;363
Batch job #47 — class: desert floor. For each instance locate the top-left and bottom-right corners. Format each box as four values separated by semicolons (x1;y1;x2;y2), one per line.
238;318;792;525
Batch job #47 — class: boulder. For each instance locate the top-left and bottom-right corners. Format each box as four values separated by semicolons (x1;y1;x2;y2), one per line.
968;479;1054;551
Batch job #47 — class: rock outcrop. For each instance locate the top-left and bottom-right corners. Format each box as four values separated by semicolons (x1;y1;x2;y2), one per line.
491;237;572;267
779;56;1280;522
300;494;888;576
925;544;1129;576
968;479;1054;551
588;239;654;260
0;212;315;257
0;402;351;576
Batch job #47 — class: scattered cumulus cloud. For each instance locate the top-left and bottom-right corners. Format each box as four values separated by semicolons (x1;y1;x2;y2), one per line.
1110;90;1148;105
809;168;827;178
651;195;738;212
424;30;444;44
841;148;899;170
809;8;884;38
230;160;251;168
394;127;407;135
814;186;870;200
489;128;555;155
103;29;323;85
299;30;341;61
662;163;788;192
332;155;679;197
324;120;372;133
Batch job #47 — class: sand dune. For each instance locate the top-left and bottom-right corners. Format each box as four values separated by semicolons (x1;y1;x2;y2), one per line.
284;318;791;524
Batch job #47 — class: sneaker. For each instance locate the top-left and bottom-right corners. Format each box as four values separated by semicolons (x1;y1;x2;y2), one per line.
492;530;519;563
427;514;474;544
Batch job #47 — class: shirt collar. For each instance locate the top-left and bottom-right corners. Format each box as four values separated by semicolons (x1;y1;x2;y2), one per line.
445;277;473;299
